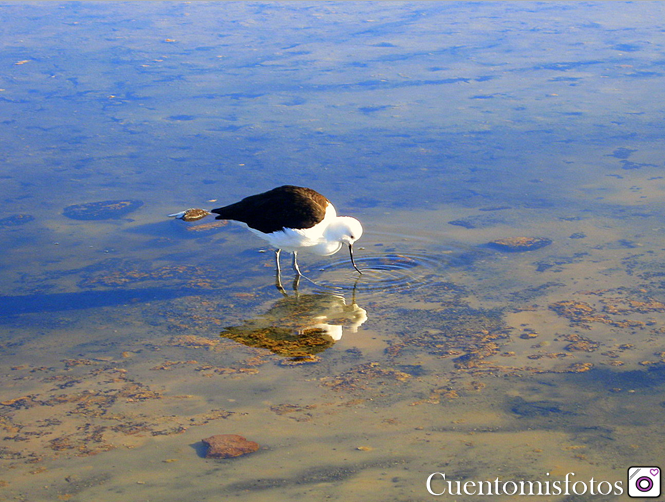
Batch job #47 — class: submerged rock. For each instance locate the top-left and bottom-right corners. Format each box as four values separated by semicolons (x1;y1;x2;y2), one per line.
63;200;143;220
0;214;35;227
488;236;552;252
201;434;259;459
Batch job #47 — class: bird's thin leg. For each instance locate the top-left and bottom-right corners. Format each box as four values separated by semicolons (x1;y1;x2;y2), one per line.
275;249;286;294
292;251;303;277
289;250;319;290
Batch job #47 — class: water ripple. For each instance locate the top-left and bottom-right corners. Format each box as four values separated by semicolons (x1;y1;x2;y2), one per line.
311;248;452;292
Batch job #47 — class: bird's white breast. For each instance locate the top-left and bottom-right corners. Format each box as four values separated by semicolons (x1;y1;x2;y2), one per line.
250;203;339;254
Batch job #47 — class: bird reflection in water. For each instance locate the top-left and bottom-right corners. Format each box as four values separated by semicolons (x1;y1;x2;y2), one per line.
220;290;367;360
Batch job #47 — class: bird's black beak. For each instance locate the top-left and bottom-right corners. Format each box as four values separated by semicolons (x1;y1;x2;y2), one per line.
349;244;362;274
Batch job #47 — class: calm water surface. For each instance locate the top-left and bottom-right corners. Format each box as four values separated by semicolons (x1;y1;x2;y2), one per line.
1;2;665;501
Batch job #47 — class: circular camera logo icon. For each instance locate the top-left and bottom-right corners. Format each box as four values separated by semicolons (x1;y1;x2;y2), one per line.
628;466;661;498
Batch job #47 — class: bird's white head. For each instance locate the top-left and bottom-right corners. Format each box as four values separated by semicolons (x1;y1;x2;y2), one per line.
328;216;363;246
326;216;363;273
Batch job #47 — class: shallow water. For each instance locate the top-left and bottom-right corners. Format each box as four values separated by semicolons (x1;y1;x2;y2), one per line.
2;2;665;501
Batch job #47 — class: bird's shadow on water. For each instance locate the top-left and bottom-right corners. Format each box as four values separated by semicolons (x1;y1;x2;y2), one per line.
125;220;230;240
124;221;179;237
0;287;214;321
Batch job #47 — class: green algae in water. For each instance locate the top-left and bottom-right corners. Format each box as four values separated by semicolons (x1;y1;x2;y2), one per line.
222;325;334;357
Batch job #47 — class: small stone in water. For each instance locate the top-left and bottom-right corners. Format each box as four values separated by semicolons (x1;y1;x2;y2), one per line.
488;237;552;252
180;208;211;222
201;434;259;459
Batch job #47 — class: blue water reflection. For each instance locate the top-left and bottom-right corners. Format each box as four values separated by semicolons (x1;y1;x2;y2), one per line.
1;2;664;500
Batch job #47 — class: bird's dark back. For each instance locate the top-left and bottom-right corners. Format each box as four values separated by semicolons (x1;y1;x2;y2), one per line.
211;185;330;233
